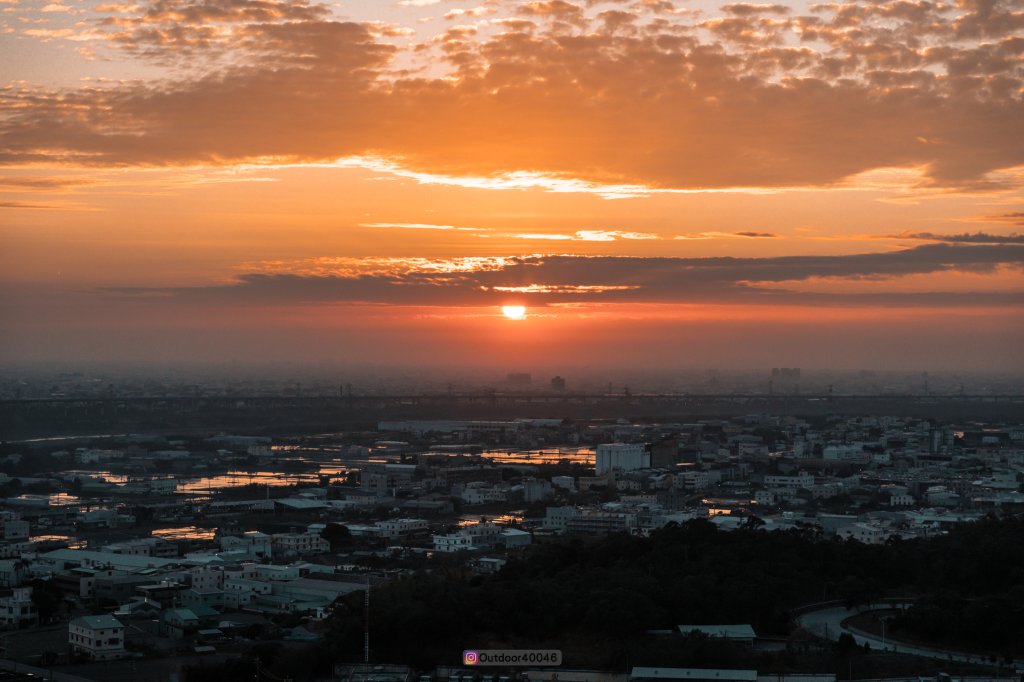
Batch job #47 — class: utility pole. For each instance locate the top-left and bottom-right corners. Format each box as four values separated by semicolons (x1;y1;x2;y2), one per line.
364;574;370;664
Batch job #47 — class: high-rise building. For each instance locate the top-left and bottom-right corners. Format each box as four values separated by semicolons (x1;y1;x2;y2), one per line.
595;442;650;474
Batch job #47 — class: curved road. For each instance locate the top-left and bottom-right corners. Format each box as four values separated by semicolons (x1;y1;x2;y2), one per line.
796;604;1024;669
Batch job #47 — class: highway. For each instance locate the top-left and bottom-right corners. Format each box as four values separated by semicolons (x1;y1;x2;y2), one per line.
796;603;1024;668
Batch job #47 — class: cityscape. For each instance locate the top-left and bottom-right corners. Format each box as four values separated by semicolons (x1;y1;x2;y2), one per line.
2;0;1023;679
0;371;1023;682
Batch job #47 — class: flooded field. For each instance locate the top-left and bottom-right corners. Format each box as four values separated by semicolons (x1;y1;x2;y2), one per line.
151;525;216;541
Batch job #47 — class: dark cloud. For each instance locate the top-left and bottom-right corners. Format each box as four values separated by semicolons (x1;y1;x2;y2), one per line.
102;244;1024;307
980;211;1024;226
888;230;1024;243
721;4;791;16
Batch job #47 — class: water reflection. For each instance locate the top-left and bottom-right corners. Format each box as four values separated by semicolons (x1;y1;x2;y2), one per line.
175;468;349;494
29;534;87;549
481;448;595;465
151;526;216;541
458;513;525;527
13;493;83;506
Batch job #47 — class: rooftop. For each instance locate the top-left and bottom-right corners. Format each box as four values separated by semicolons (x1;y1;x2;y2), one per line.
70;615;124;630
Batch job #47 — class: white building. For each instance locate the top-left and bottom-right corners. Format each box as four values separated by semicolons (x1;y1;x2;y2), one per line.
679;471;710;490
432;522;502;553
101;537;170;556
596;443;650;475
223;577;272;609
68;615;126;660
376;518;429;539
433;533;474;553
836;523;891;545
461;484;508;505
500;528;532;549
544;506;580;530
189;565;224;591
220;530;272;558
522;478;553;502
763;473;814;489
0;586;37;628
271;533;329;556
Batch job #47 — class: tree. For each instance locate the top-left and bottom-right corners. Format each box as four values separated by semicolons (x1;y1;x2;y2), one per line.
320;523;351;550
835;633;857;656
27;578;63;623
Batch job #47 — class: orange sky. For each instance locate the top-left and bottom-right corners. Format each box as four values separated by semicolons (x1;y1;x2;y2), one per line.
1;0;1023;372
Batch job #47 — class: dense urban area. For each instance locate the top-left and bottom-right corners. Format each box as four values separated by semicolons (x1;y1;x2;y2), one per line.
1;371;1023;682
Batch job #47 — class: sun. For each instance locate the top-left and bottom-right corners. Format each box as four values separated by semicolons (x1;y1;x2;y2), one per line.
502;305;527;320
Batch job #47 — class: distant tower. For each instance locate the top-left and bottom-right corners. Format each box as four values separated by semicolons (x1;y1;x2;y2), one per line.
550;376;567;392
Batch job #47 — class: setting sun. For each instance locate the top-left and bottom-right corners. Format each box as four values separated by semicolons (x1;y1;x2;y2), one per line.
502;305;527;320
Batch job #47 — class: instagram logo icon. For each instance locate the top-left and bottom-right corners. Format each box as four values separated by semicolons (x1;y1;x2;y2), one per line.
463;651;479;666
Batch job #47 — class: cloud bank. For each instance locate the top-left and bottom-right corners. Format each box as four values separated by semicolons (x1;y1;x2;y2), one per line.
1;0;1023;191
104;243;1024;307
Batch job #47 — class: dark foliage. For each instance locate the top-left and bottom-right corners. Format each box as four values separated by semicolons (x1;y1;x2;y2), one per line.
317;516;1023;671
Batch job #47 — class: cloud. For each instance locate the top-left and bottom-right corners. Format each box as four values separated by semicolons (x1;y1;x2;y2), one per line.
675;231;777;239
1;0;1023;192
509;229;659;241
360;222;484;231
0;176;95;190
1;201;61;209
102;244;1024;307
886;230;1024;244
0;200;97;210
979;211;1024;226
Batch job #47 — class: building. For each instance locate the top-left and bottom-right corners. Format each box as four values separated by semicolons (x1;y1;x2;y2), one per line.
500;528;532;549
376;518;429;539
161;607;200;639
544;505;579;531
596;443;650;475
1;520;29;541
763;473;814;489
0;560;28;588
271;532;329;556
522;477;553;502
565;510;635;536
679;471;710;490
220;530;272;557
0;587;37;628
836;523;891;544
433;533;474;553
223;577;272;609
68;615;126;660
189;565;224;591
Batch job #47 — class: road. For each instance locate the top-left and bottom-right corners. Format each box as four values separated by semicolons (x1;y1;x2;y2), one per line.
796;603;1024;668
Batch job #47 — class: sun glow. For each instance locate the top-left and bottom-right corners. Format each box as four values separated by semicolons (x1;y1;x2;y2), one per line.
502;305;527;320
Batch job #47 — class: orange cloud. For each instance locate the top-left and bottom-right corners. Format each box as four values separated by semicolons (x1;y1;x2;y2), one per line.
0;0;1022;194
